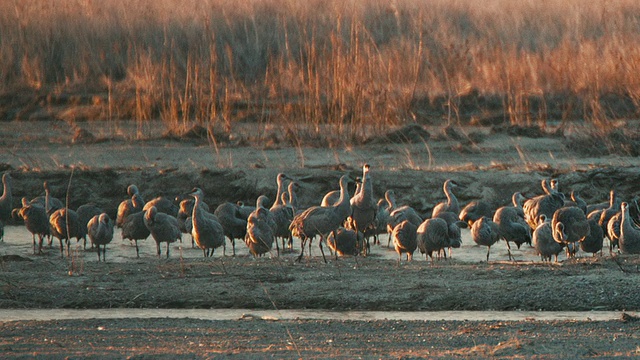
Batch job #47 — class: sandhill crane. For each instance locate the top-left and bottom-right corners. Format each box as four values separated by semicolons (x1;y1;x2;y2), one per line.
143;196;179;218
49;208;85;257
432;179;460;218
416;218;450;263
290;175;352;263
523;179;565;229
270;173;291;208
0;173;13;227
116;185;145;228
471;216;500;262
121;211;150;258
76;203;103;249
391;219;418;262
177;193;210;247
581;216;604;257
459;199;493;227
597;190;620;235
327;227;361;258
493;193;531;261
606;211;621;254
434;211;467;259
16;197;50;254
87;213;114;262
143;206;182;258
619;202;640;254
247;195;279;254
190;188;225;257
348;164;377;255
552;206;590;258
567;191;588;214
270;180;296;252
532;215;563;262
245;207;275;257
214;202;247;255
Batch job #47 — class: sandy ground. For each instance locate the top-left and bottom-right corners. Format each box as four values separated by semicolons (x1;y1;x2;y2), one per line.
2;120;640;358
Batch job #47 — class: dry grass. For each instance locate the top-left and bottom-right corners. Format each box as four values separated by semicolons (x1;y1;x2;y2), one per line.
3;0;640;142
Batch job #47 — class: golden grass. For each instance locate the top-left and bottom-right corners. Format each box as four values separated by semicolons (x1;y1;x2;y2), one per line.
3;0;640;140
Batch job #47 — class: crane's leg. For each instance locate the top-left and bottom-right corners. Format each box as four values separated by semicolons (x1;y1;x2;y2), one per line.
135;240;140;258
486;246;491;262
38;235;44;254
59;238;65;257
166;242;170;258
32;234;37;254
296;237;307;263
318;236;327;264
97;245;101;261
504;240;514;261
156;242;161;257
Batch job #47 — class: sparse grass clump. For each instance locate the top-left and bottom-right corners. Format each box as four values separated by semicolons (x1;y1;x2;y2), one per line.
2;1;640;142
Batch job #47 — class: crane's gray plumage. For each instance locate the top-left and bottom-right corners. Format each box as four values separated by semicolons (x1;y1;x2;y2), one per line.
349;164;378;255
416;217;450;263
523;179;565;230
432;179;460;218
245;207;275;257
493;193;531;260
190;188;225;257
143;206;182;258
116;185;145;228
471;216;500;262
568;191;588;214
581;216;604;256
391;219;418;262
459;199;493;227
532;214;563;262
214;202;247;255
143;196;179;218
270;180;296;252
0;172;13;224
435;211;466;259
290;175;352;263
619;202;640;254
16;197;50;254
121;211;150;258
49;208;85;257
177;196;210;233
87;213;114;262
29;181;64;215
76;203;103;249
327;227;361;257
597;190;620;235
552;206;590;258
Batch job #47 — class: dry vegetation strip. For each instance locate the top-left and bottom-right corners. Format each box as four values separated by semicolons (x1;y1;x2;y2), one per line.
3;0;640;136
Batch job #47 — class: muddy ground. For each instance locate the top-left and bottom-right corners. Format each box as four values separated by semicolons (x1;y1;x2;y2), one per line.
2;120;640;358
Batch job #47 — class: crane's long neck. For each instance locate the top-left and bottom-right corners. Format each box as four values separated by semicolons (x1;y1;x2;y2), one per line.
335;178;352;218
287;183;297;211
1;175;11;202
191;195;202;228
622;206;633;233
512;193;523;208
445;184;457;208
272;177;285;208
385;191;396;210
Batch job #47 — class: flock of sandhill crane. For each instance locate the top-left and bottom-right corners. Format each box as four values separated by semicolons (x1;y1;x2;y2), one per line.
1;165;639;263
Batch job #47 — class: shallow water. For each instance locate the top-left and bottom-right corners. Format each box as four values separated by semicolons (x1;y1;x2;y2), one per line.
0;308;633;322
0;224;573;264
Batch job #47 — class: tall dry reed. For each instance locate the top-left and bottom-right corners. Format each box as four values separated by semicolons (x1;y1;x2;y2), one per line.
3;0;640;141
